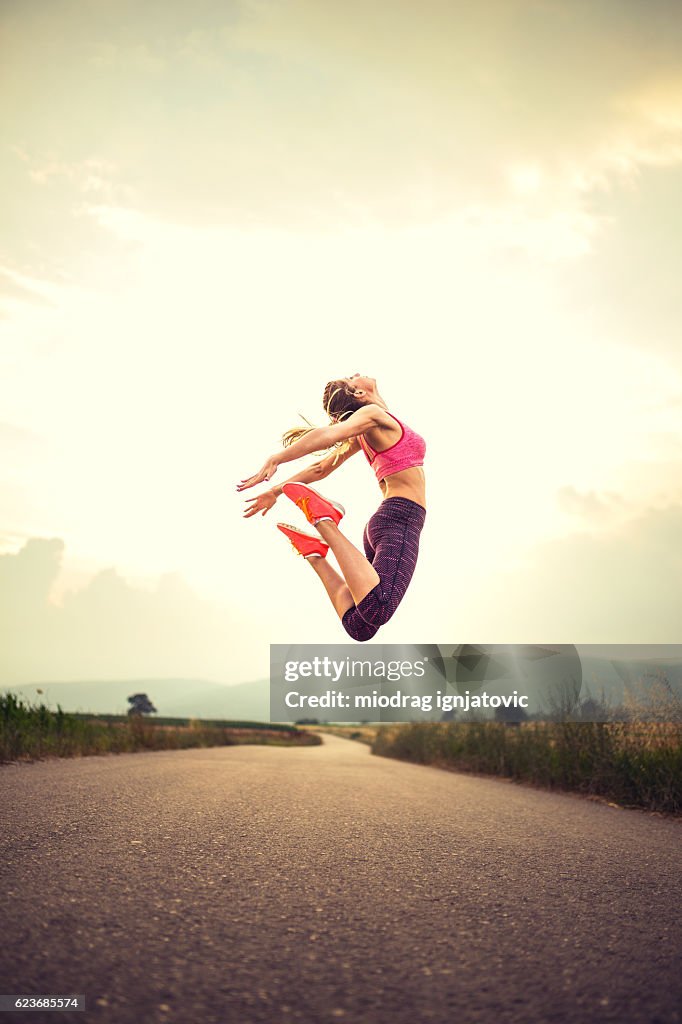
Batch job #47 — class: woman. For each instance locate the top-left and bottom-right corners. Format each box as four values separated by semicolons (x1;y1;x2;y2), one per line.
237;374;426;641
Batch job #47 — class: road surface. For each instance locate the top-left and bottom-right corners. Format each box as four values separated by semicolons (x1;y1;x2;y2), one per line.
1;733;681;1024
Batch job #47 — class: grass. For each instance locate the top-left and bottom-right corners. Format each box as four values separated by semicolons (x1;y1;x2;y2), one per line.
8;692;679;814
371;721;682;814
0;692;321;763
68;712;298;731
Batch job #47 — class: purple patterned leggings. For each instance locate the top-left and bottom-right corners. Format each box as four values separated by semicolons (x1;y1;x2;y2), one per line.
341;497;426;642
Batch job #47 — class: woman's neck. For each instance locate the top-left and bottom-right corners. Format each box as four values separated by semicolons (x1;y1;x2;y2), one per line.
364;389;388;409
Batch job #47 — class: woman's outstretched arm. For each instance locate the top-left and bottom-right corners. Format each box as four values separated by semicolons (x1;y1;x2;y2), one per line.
241;439;360;518
236;404;382;492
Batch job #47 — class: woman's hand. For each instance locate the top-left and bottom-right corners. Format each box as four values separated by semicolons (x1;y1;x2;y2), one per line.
236;456;279;492
242;489;278;518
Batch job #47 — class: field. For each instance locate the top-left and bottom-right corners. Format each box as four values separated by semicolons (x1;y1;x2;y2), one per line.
6;695;680;814
371;720;682;814
0;693;320;763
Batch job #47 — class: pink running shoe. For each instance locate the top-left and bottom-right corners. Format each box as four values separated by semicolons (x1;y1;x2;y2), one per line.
277;523;329;559
281;482;345;526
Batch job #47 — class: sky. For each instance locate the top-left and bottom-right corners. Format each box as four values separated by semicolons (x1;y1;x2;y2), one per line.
2;0;682;688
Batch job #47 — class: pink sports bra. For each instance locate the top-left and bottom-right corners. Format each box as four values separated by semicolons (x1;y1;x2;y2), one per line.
357;412;426;483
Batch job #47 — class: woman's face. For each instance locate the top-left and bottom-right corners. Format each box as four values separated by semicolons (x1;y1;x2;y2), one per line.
345;373;376;392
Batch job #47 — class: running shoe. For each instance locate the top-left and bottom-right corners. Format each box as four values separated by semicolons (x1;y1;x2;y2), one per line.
277;523;329;559
281;482;345;526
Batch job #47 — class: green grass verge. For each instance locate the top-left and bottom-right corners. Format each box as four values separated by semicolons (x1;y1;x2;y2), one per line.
0;693;321;762
371;721;682;814
68;712;296;731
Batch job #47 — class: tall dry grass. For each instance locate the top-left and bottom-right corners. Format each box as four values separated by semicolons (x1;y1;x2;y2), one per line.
372;721;682;813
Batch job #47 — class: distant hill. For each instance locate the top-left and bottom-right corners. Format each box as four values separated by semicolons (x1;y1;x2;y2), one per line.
2;677;270;721
4;653;680;725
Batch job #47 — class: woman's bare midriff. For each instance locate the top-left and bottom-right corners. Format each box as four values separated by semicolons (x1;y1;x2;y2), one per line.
379;466;426;510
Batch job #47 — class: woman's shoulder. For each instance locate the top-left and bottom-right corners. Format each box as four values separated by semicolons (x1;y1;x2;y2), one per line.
361;407;404;447
366;404;398;424
350;403;390;426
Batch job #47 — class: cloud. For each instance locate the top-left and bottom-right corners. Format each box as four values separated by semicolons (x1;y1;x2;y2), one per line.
0;268;55;312
1;0;681;654
0;537;261;686
3;0;682;229
467;499;682;640
1;0;681;333
0;146;140;297
0;537;63;614
1;0;679;365
558;163;682;359
0;420;43;445
556;485;628;525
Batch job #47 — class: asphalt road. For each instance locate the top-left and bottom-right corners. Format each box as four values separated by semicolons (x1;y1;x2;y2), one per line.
1;734;681;1024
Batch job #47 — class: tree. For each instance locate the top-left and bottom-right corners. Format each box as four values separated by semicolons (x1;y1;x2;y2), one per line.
127;693;157;717
494;704;528;724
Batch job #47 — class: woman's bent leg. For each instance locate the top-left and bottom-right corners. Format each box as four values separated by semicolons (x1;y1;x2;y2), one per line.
302;519;380;640
296;498;425;642
352;498;426;629
341;605;380;641
306;557;355;620
314;519;380;606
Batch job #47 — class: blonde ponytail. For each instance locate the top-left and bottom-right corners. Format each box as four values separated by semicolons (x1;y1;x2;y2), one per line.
281;416;322;451
281;379;366;463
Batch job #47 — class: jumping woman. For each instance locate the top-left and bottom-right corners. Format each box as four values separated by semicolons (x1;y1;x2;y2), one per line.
237;374;426;641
